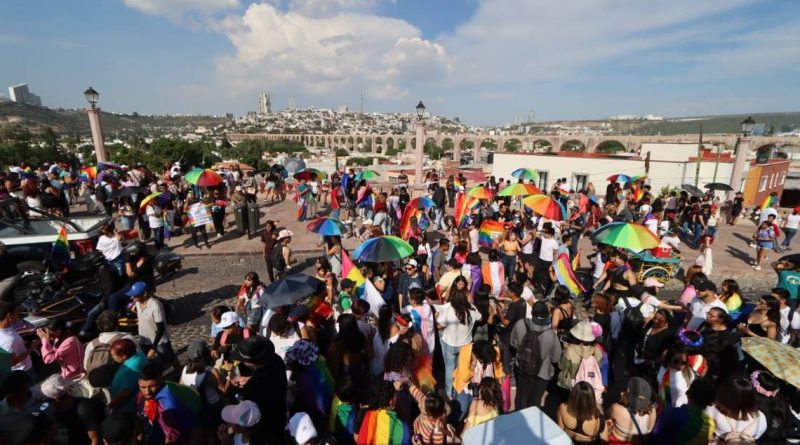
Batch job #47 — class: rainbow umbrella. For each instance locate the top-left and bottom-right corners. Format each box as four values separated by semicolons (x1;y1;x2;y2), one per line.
607;174;632;183
590;222;660;252
467;186;494;200
511;168;539;180
523;194;567;220
352;235;414;263
305;168;328;180
184;168;224;187
307;217;347;236
407;196;436;209
354;170;380;181
138;192;172;213
497;183;542;197
630;175;647;184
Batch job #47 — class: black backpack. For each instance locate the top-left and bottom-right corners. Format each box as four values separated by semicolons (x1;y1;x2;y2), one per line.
620;296;644;338
516;319;544;375
271;245;287;272
95;185;108;203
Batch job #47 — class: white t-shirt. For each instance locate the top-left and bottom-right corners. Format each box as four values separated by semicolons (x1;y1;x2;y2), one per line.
538;237;559;262
615;297;655;320
780;306;793;344
592;252;607;279
759;207;778;224
657;367;693;407
96;235;123;261
437;305;482;347
787;214;800;230
146;205;164;228
469;229;480;253
135;298;170;345
308;180;319;194
0;327;32;371
687;297;728;330
705;406;767;439
270;330;300;360
660;236;681;250
645;217;658;236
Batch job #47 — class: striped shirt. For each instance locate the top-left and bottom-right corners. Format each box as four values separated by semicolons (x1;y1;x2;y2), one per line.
410;385;456;445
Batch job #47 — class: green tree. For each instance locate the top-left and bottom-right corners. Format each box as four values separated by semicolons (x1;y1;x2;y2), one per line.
561;140;587;152
596;140;625;153
335;148;350;157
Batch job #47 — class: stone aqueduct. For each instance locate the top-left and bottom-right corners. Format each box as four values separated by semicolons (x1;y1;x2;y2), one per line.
227;132;800;162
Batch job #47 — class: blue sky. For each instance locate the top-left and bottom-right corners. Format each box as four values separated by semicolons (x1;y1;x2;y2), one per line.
1;0;798;125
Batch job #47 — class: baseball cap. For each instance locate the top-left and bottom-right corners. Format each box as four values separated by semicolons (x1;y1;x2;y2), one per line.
125;281;148;297
217;311;240;329
531;301;550;320
643;277;665;288
221;400;262;427
186;340;209;360
406;259;418;267
288;412;318;444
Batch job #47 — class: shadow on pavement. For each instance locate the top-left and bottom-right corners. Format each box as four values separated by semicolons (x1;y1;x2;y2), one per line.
169;284;239;325
726;245;753;265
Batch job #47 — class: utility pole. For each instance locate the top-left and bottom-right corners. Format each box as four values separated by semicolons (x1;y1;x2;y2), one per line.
694;123;703;187
712;143;723;183
644;151;651;175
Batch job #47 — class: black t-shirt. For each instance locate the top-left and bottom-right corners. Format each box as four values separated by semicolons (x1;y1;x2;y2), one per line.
637;325;677;362
51;398;103;445
241;356;287;444
502;299;527;345
732;197;744;211
701;328;741;380
126;255;155;288
212;330;248;362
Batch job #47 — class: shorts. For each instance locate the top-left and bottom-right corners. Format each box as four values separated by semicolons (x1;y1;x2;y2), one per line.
756;240;774;250
520;252;536;265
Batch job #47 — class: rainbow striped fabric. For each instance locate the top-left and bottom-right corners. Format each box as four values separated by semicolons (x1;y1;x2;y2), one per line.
342;251;366;297
761;193;777;210
51;224;70;265
478;220;505;248
356;409;411;445
453;177;465;192
553;252;584;296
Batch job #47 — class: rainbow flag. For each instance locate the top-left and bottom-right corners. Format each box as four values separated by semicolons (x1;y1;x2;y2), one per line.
553;252;585;297
629;186;644;203
51;224;70;265
453;192;479;228
761;194;778;210
478;220;505;248
453;177;465;192
329;396;357;441
294;356;335;425
356;187;374;208
356;409;411;445
398;206;419;240
412;354;436;391
342;250;366;297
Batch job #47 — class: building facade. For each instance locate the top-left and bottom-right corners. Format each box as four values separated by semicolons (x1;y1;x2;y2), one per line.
258;92;271;115
7;83;42;106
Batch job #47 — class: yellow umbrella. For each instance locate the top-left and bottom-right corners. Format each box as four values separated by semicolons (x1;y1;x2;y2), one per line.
467;186;494;200
741;336;800;388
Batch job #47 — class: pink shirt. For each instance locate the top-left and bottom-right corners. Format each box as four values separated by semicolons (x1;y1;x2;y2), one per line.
41;336;86;380
679;284;697;307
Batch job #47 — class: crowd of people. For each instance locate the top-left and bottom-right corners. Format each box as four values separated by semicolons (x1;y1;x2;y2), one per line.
3;159;800;445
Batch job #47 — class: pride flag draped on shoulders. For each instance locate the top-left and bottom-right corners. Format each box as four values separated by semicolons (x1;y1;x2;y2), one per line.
356;409;411;445
553;252;585;297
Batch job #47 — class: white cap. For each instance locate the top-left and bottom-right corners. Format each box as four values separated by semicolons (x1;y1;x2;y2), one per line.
221;400;261;427
640;204;652;214
406;259;418;267
217;311;240;329
643;277;664;288
288;412;317;444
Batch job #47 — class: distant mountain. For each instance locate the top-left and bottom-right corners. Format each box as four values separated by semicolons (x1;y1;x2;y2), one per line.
631;112;800;135
0;102;229;136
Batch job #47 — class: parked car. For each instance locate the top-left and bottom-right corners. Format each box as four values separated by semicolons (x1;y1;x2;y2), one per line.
0;196;112;274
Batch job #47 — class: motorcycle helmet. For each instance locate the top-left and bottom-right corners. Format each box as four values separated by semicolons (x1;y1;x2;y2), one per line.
125;240;146;258
83;251;107;268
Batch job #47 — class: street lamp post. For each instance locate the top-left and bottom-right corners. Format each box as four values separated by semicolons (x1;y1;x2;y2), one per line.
84;87;108;163
414;100;426;190
727;116;756;200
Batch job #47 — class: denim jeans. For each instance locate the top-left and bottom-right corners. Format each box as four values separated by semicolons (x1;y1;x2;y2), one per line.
373;211;390;235
80;285;132;334
110;255;126;277
501;253;516;283
441;341;461;396
783;228;797;248
330;208;340;220
454;390;473;421
152;225;164;249
434;207;444;229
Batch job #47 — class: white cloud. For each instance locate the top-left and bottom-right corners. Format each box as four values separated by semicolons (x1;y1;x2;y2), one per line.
123;0;241;20
212;2;451;100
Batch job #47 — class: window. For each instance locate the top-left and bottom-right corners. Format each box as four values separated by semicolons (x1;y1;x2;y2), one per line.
770;174;775;189
537;170;549;190
781;172;786;185
573;174;588;192
759;175;768;192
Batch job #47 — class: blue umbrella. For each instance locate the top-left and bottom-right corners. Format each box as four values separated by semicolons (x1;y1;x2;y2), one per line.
260;273;322;309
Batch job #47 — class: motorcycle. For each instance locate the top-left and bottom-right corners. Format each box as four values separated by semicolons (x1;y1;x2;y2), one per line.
154;250;182;281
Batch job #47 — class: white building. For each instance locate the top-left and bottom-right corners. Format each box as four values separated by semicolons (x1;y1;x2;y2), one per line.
491;150;743;195
258;92;271;114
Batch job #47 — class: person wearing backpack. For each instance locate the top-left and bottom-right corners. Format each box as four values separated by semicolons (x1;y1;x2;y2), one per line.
272;229;295;279
706;377;767;444
179;340;226;445
557;321;605;407
510;300;562;411
84;310;138;390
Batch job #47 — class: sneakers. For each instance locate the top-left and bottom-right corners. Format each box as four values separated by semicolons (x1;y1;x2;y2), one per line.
753;265;762;271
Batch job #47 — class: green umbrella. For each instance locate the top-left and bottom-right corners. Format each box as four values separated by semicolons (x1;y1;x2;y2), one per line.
354;170;380;181
591;222;660;252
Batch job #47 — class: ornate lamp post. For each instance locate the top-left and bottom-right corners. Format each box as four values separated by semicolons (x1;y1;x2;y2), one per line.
84;87;107;163
728;116;756;200
414;100;426;189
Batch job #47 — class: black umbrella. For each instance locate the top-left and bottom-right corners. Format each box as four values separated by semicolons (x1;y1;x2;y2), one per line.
704;182;734;192
260;273;322;309
681;184;704;197
111;186;145;199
